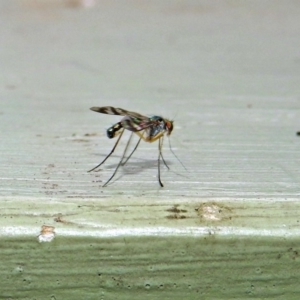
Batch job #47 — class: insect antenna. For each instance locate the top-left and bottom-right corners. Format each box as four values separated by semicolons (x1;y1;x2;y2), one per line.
88;128;125;172
168;137;187;171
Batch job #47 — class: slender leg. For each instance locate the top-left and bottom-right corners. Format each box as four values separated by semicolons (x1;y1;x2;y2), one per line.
157;138;164;187
103;133;136;187
121;132;143;166
158;136;170;170
88;129;124;172
119;132;134;165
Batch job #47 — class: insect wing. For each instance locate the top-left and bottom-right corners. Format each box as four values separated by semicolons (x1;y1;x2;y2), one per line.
90;106;146;119
121;116;155;132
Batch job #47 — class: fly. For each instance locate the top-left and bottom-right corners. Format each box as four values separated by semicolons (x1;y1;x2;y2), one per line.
88;106;175;187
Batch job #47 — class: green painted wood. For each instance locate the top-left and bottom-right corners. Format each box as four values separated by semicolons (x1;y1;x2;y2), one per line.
2;236;300;299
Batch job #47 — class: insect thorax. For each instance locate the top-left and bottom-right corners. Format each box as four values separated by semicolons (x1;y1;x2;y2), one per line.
148;116;168;139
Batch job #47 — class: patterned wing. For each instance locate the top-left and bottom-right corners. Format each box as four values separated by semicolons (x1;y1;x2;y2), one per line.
90;106;163;137
90;106;146;119
121;117;157;133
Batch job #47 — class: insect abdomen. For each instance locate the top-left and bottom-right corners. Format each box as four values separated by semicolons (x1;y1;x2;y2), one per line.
107;122;123;138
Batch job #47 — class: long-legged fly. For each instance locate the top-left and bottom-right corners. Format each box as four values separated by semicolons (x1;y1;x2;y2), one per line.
88;106;176;187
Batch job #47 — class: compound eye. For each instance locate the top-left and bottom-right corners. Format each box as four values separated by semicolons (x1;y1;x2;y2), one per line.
166;121;173;134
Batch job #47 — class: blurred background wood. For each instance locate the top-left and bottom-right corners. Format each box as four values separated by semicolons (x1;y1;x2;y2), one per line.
0;0;300;298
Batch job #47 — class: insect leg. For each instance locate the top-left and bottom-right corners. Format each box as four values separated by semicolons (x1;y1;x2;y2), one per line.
121;132;144;166
103;132;135;187
119;131;134;165
88;128;125;172
158;136;170;170
157;137;164;187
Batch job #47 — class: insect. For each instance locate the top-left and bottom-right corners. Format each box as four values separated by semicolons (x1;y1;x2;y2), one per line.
88;106;175;187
